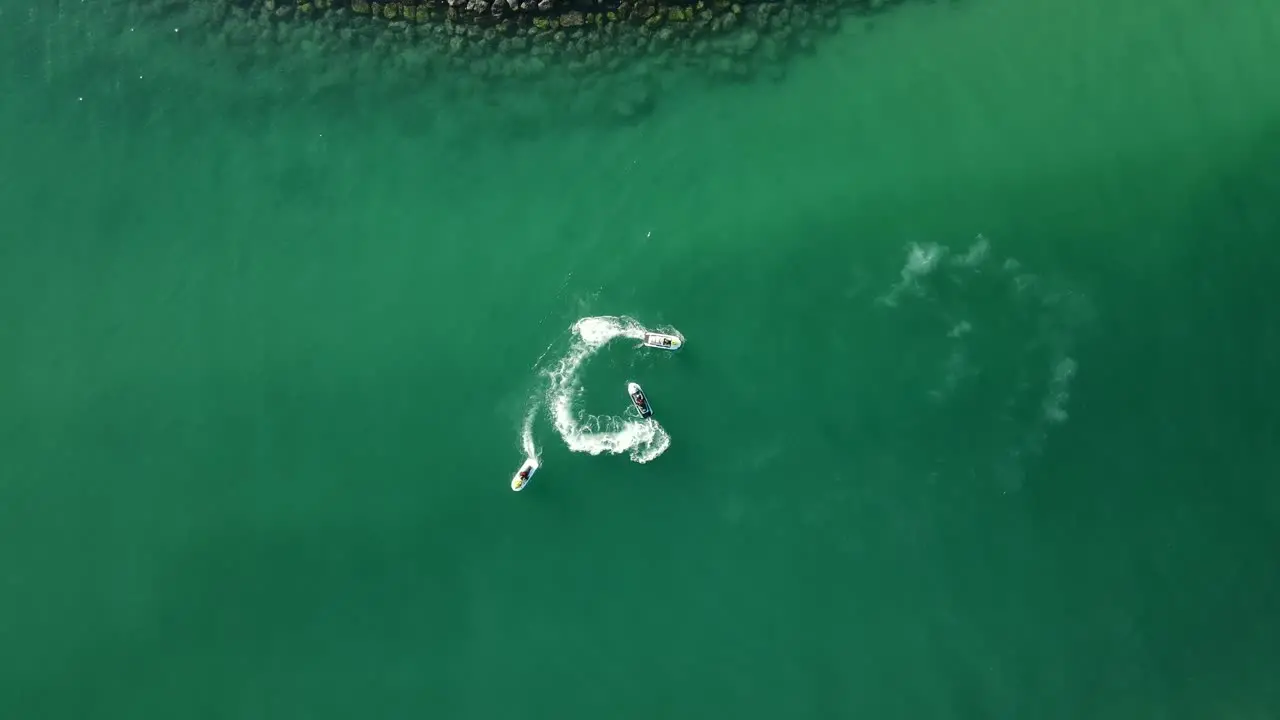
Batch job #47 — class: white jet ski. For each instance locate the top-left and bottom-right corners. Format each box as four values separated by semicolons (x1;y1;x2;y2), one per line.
641;331;683;351
511;457;538;492
628;382;653;419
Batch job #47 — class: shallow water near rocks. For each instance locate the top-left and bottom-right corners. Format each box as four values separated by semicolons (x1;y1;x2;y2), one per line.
3;0;1280;717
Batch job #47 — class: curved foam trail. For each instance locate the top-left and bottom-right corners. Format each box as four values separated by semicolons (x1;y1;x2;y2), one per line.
545;315;673;464
876;235;1086;490
877;241;949;307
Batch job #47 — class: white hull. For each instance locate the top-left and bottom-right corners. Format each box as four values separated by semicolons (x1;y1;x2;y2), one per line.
511;458;538;492
642;332;683;351
627;382;653;418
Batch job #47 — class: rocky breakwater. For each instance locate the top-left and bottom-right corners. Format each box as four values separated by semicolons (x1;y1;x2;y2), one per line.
160;0;915;123
342;0;847;72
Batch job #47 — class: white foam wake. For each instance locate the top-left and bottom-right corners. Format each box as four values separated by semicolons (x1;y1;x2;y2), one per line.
875;234;1089;491
519;404;538;463
543;315;673;464
876;235;990;308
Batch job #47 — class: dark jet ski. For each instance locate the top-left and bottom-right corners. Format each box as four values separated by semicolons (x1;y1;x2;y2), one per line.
627;382;653;419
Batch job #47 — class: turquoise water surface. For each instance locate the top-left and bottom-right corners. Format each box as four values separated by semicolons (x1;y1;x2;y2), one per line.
2;0;1279;717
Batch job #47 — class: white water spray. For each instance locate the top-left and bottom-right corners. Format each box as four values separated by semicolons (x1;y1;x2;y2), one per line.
519;404;538;463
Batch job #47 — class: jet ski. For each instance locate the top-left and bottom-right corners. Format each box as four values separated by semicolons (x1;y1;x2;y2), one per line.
511;457;538;492
641;332;683;351
628;382;653;419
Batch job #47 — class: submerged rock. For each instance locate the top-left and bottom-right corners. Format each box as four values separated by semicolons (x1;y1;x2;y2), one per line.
169;0;928;130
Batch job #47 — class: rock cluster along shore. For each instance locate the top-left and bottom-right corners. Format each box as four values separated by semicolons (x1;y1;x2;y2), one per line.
145;0;918;123
207;0;907;76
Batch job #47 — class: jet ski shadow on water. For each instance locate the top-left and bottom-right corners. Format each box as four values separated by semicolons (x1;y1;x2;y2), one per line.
628;381;653;419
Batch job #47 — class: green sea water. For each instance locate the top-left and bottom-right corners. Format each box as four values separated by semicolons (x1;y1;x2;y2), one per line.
3;0;1280;718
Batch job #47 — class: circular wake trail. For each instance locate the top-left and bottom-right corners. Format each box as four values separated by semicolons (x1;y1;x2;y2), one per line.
544;315;674;464
875;234;1090;491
